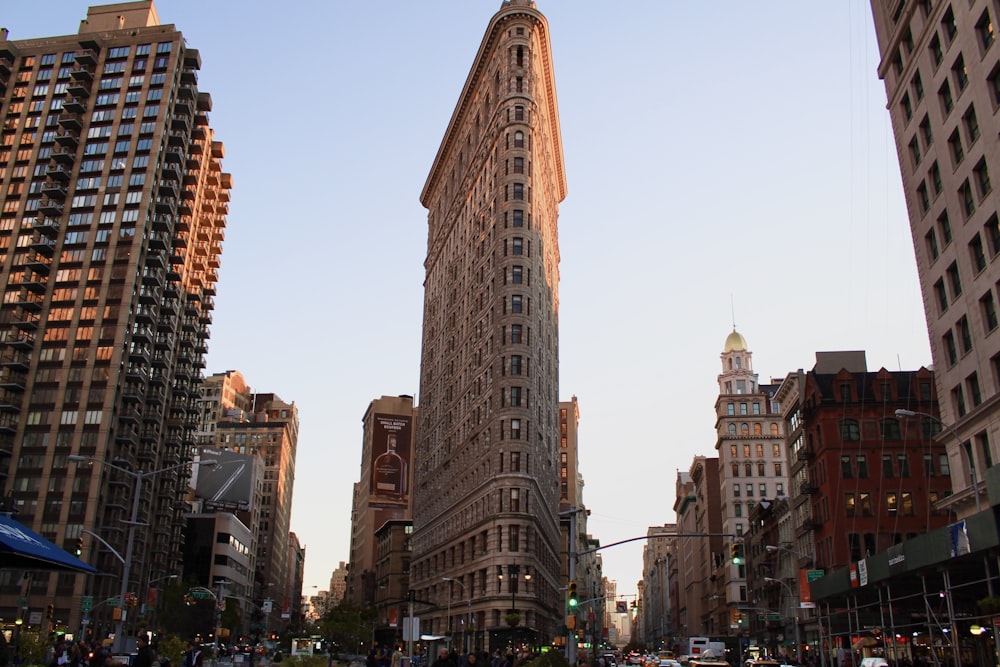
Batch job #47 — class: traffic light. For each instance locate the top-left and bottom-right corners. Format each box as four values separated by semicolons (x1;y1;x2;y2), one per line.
74;537;84;556
568;580;578;608
731;542;744;565
45;604;53;620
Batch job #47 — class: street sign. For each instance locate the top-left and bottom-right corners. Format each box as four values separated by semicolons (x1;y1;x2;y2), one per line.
107;598;120;607
29;611;41;625
768;614;781;621
807;569;825;582
189;590;214;600
82;596;93;612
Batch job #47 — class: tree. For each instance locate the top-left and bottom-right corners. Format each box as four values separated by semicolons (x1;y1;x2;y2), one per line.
318;601;376;656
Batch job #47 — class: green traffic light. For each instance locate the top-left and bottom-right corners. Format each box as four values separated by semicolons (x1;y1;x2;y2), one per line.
569;598;578;608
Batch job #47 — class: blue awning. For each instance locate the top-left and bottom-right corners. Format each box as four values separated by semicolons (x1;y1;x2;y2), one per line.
0;514;99;573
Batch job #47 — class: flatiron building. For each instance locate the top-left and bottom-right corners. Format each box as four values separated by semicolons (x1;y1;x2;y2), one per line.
410;0;567;649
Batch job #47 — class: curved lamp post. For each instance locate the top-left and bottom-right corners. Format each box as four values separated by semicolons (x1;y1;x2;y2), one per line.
895;409;982;512
763;577;801;662
442;577;471;653
69;454;217;652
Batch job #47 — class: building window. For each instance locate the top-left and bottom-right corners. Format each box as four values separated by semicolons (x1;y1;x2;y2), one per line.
744;462;752;477
510;387;521;407
959;315;973;353
940;80;954;115
913;71;925;100
511;295;522;313
953;53;969;92
975;158;992;197
944;329;958;365
841;454;853;478
960;179;976;218
510;324;522;343
968;372;983;407
943;6;957;44
930;161;943;195
857;455;869;479
949;128;964;165
971;233;987;273
887;491;898;514
917;182;930;213
883;454;894;478
512;210;523;227
978;9;995;52
512;237;523;255
740;403;748;415
901;92;913;121
732;463;739;478
840;419;860;441
733;484;741;498
909;136;922;167
860;492;873;516
940;211;953;245
746;483;754;497
882;419;902;440
930;33;944;67
846;493;856;517
510;356;522;375
965;106;981;144
774;463;782;476
980;290;998;332
926;227;940;261
514;131;524;148
987;214;1000;256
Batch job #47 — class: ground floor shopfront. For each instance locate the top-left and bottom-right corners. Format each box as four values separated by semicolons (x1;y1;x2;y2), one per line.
811;497;1000;667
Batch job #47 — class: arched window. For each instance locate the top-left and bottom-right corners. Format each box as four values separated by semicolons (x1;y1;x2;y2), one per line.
744;462;753;476
516;46;524;67
735;357;742;368
514;131;524;148
753;423;762;436
771;424;779;436
728;424;736;436
741;423;749;436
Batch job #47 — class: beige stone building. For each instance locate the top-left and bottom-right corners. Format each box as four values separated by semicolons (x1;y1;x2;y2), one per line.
0;0;228;637
409;0;567;650
870;0;1000;516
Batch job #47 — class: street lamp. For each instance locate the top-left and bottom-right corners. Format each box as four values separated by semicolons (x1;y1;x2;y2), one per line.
895;409;982;513
443;577;471;654
763;577;801;662
69;454;218;653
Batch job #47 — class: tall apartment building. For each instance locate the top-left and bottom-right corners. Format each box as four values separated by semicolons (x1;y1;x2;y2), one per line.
639;524;675;650
0;1;229;635
410;0;566;650
197;371;300;631
870;0;1000;517
713;330;787;639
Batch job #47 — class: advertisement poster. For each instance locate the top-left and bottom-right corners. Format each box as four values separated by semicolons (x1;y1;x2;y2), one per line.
370;413;412;508
196;447;257;512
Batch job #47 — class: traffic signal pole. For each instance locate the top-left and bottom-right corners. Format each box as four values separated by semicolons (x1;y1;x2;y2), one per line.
565;508;578;665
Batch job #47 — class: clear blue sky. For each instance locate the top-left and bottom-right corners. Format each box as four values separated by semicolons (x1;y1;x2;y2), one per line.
4;1;930;603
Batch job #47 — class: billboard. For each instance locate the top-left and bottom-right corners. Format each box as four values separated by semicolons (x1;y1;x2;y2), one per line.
370;413;412;508
195;448;257;512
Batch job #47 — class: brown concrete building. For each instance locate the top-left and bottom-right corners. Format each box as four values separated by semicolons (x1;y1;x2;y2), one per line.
672;456;723;640
410;0;566;650
871;0;1000;517
347;394;416;608
777;352;949;656
0;0;228;638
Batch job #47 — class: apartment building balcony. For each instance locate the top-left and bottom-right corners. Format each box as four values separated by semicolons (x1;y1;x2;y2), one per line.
55;130;79;149
12;312;40;332
3;330;35;351
30;236;56;256
57;112;83;131
154;196;176;214
799;481;818;495
45;163;72;181
145;253;165;271
171;114;190;134
128;346;150;365
69;67;93;84
0;390;23;413
148;369;168;387
25;254;50;275
67;80;90;99
38;198;64;217
132;325;153;345
15;291;43;311
51;145;76;165
152;214;172;233
0;413;18;435
42;181;67;200
74;49;98;66
0;368;26;392
125;364;148;383
0;349;29;371
122;383;145;404
62;97;86;113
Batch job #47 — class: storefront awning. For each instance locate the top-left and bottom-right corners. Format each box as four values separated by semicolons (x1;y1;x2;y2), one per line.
0;514;99;573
